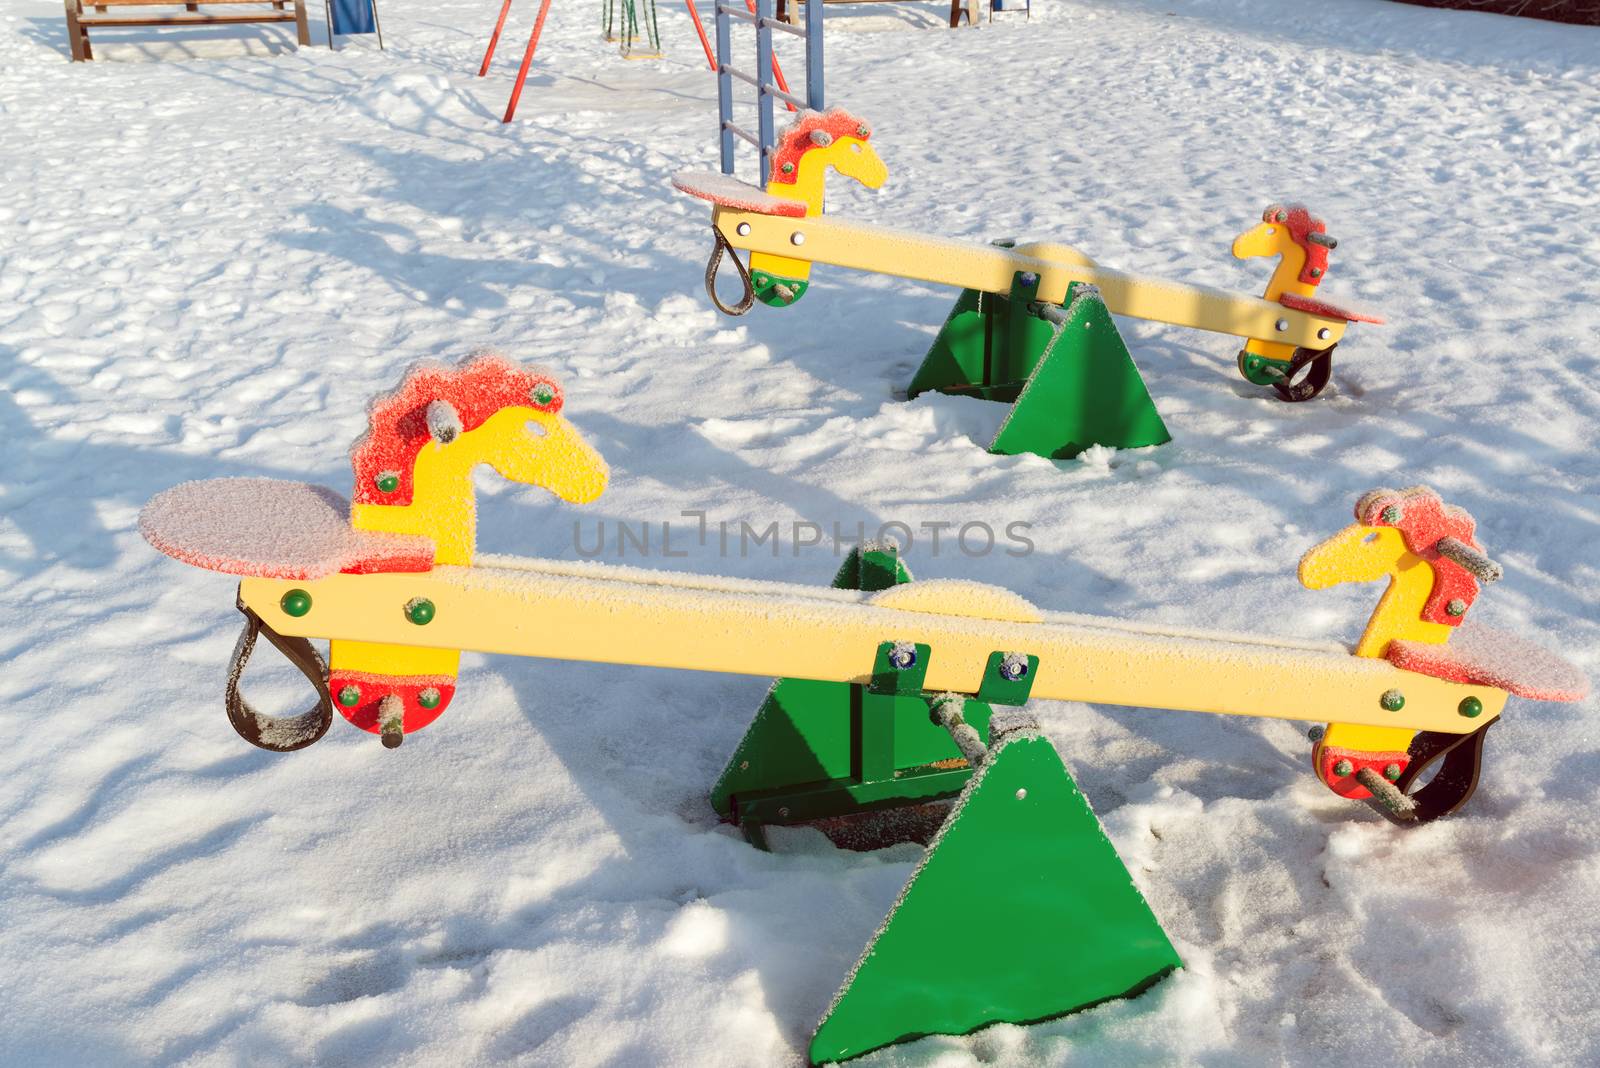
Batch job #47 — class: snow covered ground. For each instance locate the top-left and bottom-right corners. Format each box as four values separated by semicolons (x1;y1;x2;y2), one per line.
3;0;1599;1064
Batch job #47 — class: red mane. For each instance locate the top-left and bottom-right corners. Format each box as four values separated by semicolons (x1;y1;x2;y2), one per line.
1354;486;1483;627
350;354;564;507
1261;203;1331;286
768;108;873;186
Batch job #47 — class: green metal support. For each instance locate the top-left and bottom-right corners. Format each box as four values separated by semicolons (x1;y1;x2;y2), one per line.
809;726;1182;1063
709;547;1179;1059
712;546;1030;846
907;263;1171;460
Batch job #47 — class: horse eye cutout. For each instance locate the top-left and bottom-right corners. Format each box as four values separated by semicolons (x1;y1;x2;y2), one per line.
1363;532;1380;544
525;421;549;438
851;143;862;153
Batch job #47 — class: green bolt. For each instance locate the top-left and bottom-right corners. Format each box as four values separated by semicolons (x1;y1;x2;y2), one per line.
1384;763;1403;781
404;597;435;626
1447;599;1467;617
337;685;361;708
1333;759;1354;777
532;383;555;406
280;589;312;617
1381;505;1402;524
1379;689;1405;712
1459;696;1484;719
417;688;441;710
781;162;795;174
375;471;400;494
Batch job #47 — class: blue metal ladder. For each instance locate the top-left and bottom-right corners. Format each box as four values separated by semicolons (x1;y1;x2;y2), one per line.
715;0;824;180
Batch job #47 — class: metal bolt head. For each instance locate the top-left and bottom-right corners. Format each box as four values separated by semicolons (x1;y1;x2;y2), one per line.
280;589;312;617
1380;689;1405;712
999;654;1030;681
1317;327;1331;340
404;597;436;626
1275;318;1290;332
789;231;805;246
1018;272;1039;289
1015;788;1028;801
736;222;751;236
337;685;361;708
778;807;790;819
887;644;917;670
1384;763;1403;781
1306;725;1326;743
1333;759;1355;777
1459;696;1484;718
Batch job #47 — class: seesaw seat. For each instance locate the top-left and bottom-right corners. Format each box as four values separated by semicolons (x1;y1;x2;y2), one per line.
1279;291;1386;325
1388;624;1589;702
139;478;434;581
671;171;808;218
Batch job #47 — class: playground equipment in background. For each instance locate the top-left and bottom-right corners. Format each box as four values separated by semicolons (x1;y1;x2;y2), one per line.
701;0;825;181
602;0;661;58
140;355;1585;1063
478;0;799;124
325;0;383;50
479;0;716;122
673;109;1386;458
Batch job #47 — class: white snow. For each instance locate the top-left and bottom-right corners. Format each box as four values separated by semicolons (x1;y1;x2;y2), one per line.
3;1;1599;1066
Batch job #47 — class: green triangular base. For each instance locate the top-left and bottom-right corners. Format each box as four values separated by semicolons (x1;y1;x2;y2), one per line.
809;731;1181;1064
989;289;1171;459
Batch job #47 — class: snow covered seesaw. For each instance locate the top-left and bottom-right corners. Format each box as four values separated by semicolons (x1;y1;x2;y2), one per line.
673;109;1386;458
139;354;1584;1062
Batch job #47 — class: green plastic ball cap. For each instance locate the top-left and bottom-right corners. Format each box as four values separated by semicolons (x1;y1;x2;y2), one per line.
376;471;400;494
418;687;441;710
1459;696;1484;718
338;685;361;708
1380;689;1405;712
405;597;435;626
1333;759;1354;777
281;589;312;617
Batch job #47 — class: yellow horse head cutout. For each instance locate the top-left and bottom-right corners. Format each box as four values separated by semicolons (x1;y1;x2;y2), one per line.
1299;486;1495;659
349;354;608;566
1298;486;1503;796
765;108;887;217
1232;204;1337;365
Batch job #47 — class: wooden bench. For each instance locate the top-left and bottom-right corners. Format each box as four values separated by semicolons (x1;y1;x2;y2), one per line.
775;0;980;29
63;0;311;61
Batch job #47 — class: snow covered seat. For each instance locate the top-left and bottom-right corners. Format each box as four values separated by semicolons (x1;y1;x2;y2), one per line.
671;171;808;218
1279;291;1386;326
1388;624;1589;703
140;478;434;581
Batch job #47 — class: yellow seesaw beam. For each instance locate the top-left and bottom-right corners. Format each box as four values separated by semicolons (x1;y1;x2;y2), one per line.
714;206;1351;350
240;556;1504;735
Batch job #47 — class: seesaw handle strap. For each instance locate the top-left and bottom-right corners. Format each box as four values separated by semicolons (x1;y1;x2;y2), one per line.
225;589;333;753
